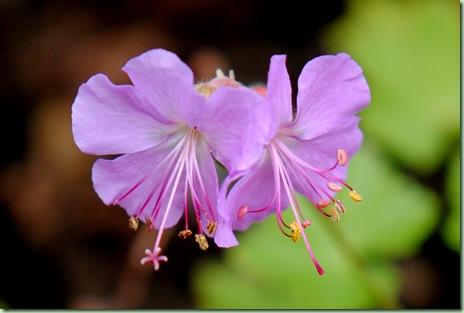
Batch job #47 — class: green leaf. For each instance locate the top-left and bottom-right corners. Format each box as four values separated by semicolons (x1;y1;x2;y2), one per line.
442;147;460;252
322;0;460;174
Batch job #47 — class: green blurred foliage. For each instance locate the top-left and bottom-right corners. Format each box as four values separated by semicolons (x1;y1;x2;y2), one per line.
192;0;458;308
322;0;459;174
443;147;460;252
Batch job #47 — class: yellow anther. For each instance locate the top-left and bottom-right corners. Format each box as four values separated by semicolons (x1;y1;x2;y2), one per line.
349;190;363;202
129;216;139;231
330;207;340;222
290;221;301;243
207;221;217;234
195;234;209;250
178;229;193;238
194;83;216;98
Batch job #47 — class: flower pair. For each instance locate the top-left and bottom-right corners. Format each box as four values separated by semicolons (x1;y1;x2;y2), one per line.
71;49;370;274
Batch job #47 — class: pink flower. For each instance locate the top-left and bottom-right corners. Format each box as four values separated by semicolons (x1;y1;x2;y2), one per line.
214;53;370;275
71;49;271;270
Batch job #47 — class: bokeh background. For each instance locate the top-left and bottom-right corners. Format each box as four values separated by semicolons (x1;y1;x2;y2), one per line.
0;0;459;309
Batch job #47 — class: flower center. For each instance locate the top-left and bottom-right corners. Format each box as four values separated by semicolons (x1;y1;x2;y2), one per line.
195;69;243;98
114;127;218;270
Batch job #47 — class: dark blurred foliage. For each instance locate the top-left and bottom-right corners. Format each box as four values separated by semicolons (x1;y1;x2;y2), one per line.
0;0;458;309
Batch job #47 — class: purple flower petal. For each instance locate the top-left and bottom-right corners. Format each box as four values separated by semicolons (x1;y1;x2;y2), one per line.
292;53;370;140
287;117;363;174
92;142;185;229
265;55;293;131
215;155;290;247
72;74;171;155
199;86;272;178
122;49;205;125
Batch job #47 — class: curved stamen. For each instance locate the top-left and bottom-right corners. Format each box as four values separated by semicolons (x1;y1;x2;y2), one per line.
182;176;190;231
148;144;188;222
272;140;324;275
185;130;216;235
191;142;216;222
273;138;341;174
114;134;188;206
276;146;333;217
240;152;278;217
270;144;293;233
146;144;187;269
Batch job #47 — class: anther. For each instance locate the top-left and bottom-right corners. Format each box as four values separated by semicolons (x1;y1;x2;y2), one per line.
206;221;217;234
290;221;301;243
302;220;312;228
195;83;216;98
349;190;363;202
335;200;345;213
145;216;154;232
228;70;235;80
337;148;348;166
129;216;139;231
317;199;331;208
330;207;340;222
215;69;225;77
195;234;209;250
179;229;193;238
237;205;248;220
327;182;343;192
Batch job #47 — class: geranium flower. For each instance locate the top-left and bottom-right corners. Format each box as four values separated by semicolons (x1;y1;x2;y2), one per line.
214;53;370;275
71;49;271;270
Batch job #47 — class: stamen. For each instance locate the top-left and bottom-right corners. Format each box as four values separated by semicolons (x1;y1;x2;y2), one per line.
317;199;331;208
335;200;345;213
327;181;343;192
228;70;235;80
129;216;139;231
269;139;325;275
302;220;312;228
290;221;301;243
330;207;340;222
195;234;209;250
349;190;363;202
207;221;217;234
145;216;154;232
179;229;193;238
215;69;225;77
237;205;248;220
337;148;348;166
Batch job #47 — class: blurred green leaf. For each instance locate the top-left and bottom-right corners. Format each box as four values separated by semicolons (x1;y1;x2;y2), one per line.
335;141;440;259
442;147;460;252
322;0;459;174
192;142;439;308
